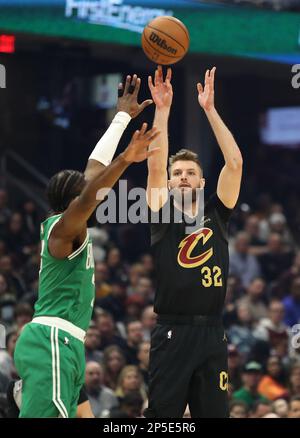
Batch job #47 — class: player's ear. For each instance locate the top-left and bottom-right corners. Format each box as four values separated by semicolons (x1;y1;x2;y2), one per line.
167;180;171;191
200;178;205;189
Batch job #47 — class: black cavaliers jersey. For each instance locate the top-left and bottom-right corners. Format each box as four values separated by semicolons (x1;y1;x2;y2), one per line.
150;193;233;316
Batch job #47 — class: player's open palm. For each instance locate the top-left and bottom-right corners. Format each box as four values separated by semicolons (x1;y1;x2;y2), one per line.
117;74;153;118
197;67;216;112
123;123;160;163
148;66;173;110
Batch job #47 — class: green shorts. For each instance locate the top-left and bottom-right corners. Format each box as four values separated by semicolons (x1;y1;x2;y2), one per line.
14;322;85;418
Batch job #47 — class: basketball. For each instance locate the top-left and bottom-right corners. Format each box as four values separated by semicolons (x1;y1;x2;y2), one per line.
141;16;190;65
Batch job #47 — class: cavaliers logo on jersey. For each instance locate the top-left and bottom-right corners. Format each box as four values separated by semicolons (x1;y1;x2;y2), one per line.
177;227;213;268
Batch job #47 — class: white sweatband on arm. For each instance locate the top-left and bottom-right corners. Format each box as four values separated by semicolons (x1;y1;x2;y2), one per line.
89;111;132;166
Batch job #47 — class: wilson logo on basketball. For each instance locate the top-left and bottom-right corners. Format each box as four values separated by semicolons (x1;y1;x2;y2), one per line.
149;32;177;55
177;228;213;269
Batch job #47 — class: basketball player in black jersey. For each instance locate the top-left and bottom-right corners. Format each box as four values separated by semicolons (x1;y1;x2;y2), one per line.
143;66;243;418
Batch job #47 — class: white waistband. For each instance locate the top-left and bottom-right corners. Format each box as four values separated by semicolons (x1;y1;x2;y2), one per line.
31;317;86;343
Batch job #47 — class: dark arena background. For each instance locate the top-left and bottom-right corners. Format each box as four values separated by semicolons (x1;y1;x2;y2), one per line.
1;0;300;422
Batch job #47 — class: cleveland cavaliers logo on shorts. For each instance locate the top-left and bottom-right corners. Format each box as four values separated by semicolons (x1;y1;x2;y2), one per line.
177;227;213;268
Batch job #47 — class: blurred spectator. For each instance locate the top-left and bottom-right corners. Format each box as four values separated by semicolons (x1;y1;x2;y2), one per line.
229;400;249;418
257;355;288;401
253;299;290;349
228;344;243;391
125;295;145;322
126;263;145;296
227;303;257;360
0;331;18;379
139;254;154;279
123;320;144;365
85;324;103;364
288;364;300;398
134;276;154;305
96;281;126;322
223;275;244;329
245;215;267;256
141;305;157;342
13;303;33;332
106;248;127;284
84;361;119;418
0;371;9;395
88;227;108;263
94;262;112;300
288;396;300;418
272;398;289;418
283;277;300;327
229;232;261;288
259;233;294;284
115;365;147;402
102;346;126;391
137;340;150;388
0;255;26;299
96;311;127;351
0;273;14;300
232;362;268;409
21;200;40;241
268;212;293;248
274;251;300;299
107;391;144;418
237;278;268;323
250;400;272;418
4;212;32;259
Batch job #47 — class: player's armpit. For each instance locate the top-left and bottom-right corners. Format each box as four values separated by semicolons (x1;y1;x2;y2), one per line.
146;170;168;212
217;163;242;210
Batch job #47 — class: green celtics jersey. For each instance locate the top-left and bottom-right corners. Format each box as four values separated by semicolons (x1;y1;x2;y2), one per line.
34;214;95;331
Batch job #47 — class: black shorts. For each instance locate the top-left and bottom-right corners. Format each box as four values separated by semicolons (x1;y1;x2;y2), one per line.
144;315;229;418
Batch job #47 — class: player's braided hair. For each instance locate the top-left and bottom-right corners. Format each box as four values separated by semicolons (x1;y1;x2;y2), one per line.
168;149;203;175
46;169;85;213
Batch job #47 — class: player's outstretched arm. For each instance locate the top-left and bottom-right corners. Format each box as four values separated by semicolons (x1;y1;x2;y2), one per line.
197;67;243;209
147;66;173;211
84;74;153;181
49;124;160;258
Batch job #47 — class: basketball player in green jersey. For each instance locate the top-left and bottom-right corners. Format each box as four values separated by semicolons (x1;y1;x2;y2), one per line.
14;75;156;418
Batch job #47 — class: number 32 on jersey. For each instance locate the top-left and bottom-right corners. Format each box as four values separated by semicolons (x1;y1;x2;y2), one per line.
201;266;223;288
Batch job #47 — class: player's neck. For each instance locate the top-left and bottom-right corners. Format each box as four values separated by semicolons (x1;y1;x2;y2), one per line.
173;199;199;218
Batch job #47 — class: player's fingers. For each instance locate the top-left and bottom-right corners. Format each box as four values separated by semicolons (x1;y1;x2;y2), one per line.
148;75;154;91
129;74;137;94
145;127;160;141
210;67;216;85
157;65;163;82
118;82;124;97
166;67;172;82
133;77;141;97
140;99;153;111
132;130;140;141
140;122;148;136
124;75;131;94
205;69;210;84
197;83;203;94
154;68;159;86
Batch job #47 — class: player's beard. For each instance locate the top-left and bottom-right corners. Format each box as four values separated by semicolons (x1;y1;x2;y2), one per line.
172;187;198;210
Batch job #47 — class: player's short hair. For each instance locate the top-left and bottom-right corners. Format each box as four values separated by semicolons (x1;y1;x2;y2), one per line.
168;149;203;176
46;169;85;213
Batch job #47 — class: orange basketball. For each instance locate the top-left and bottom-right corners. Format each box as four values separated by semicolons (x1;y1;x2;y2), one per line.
142;16;190;65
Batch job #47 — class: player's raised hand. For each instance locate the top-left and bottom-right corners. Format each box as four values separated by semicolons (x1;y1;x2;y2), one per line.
117;74;153;118
197;67;216;112
148;66;173;111
122;123;160;163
